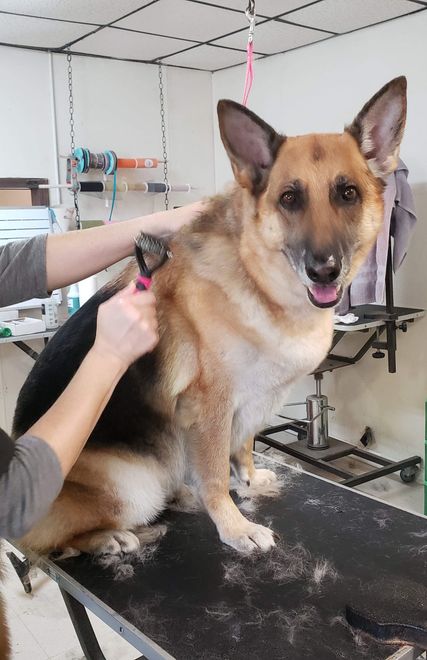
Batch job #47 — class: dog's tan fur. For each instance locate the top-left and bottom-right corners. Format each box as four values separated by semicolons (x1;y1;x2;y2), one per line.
19;78;406;556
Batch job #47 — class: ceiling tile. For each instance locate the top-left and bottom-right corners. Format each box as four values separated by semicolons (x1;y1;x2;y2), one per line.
74;26;194;60
115;0;248;42
213;19;330;54
0;13;93;48
0;1;152;25
286;0;419;34
193;0;312;18
161;44;249;70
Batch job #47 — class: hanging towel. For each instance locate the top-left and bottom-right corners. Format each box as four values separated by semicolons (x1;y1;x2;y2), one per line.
336;159;417;314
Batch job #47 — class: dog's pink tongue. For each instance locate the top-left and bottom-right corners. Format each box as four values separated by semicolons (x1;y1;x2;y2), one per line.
309;285;338;304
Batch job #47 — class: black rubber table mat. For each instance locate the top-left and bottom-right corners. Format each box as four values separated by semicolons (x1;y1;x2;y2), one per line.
53;457;427;659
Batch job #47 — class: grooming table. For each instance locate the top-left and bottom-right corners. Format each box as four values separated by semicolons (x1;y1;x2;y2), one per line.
9;455;427;660
257;304;424;487
324;304;425;374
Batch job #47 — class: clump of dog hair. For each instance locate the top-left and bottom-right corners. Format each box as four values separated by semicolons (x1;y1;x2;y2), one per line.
114;563;135;580
372;510;392;530
303;495;345;515
311;558;338;586
95;542;160;580
276;605;318;646
238;497;258;514
410;530;427;538
222;541;339;594
407;544;427;556
124;597;170;646
204;603;234;620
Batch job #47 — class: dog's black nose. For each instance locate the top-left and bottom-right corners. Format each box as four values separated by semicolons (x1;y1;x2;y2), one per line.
305;253;341;284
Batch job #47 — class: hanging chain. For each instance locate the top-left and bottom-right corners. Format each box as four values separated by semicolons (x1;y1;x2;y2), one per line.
67;51;81;229
158;63;169;210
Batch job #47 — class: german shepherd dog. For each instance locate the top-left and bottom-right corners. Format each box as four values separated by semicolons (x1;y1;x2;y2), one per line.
13;77;406;557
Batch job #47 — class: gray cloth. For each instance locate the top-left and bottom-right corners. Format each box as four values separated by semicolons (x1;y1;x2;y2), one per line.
337;159;417;313
0;433;62;539
0;234;49;308
0;233;63;539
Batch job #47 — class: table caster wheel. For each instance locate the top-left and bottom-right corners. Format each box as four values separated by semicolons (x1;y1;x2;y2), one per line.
400;467;417;483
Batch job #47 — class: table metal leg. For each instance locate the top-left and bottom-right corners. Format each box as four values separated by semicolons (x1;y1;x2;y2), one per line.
61;589;146;660
60;588;108;660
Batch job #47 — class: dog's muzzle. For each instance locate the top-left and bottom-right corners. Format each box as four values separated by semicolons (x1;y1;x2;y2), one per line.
305;253;342;308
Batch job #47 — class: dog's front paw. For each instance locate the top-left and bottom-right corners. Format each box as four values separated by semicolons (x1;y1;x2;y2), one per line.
251;468;277;488
221;521;276;553
236;468;280;498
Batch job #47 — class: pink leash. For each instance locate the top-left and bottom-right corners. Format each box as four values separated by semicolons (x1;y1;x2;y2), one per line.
242;0;255;107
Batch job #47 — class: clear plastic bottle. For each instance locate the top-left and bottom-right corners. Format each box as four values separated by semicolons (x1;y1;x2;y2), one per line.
67;283;80;316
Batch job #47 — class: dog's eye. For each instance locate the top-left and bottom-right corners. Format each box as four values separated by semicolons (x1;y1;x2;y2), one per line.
280;190;296;206
342;186;358;202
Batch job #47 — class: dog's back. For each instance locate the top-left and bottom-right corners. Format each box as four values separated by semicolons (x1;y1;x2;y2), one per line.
13;280;168;454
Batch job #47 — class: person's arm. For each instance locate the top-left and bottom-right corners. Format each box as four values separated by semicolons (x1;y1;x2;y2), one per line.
28;284;158;475
0;284;158;539
0;235;49;307
46;201;204;291
0;201;204;308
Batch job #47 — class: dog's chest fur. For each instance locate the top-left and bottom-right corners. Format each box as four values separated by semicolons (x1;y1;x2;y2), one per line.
213;301;333;450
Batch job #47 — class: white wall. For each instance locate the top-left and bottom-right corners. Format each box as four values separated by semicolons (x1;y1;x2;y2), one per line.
0;45;215;431
212;11;427;473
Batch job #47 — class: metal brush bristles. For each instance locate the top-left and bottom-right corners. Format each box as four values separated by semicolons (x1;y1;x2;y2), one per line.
134;232;172;277
135;232;171;258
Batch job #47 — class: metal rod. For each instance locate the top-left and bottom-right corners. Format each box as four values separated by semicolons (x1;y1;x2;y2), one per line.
385;237;397;373
351;447;391;467
38;183;73;189
315;372;323;397
342;456;421;487
48;51;61;206
13;341;40;361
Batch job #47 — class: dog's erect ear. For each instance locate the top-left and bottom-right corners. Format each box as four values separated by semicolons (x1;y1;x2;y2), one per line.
346;76;407;180
217;100;283;194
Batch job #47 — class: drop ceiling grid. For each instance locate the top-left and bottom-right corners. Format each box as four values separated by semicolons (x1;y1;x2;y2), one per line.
0;0;424;71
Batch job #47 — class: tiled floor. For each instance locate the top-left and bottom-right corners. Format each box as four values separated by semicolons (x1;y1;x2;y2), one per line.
2;449;424;660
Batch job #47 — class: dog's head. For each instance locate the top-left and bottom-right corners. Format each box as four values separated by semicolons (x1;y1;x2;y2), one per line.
218;77;407;309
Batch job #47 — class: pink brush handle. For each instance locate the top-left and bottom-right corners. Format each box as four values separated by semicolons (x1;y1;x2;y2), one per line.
135;275;152;291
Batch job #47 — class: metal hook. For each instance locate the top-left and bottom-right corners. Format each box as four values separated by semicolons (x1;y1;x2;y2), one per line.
245;0;255;20
245;0;255;42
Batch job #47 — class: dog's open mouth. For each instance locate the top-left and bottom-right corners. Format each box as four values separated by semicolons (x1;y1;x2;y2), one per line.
307;284;341;309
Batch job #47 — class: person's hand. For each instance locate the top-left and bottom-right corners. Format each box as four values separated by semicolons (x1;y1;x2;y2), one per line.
92;284;159;369
140;200;206;237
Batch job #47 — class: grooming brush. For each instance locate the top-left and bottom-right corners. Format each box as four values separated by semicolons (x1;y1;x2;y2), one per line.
133;232;172;291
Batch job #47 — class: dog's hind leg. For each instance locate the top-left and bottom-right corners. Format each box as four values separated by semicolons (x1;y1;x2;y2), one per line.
68;529;140;556
19;478;124;555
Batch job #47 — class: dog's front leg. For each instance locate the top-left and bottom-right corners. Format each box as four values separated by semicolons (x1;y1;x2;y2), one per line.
188;408;275;553
231;437;278;491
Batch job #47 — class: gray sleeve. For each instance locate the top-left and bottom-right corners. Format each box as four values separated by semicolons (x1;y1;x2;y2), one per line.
0;434;63;539
0;234;49;308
